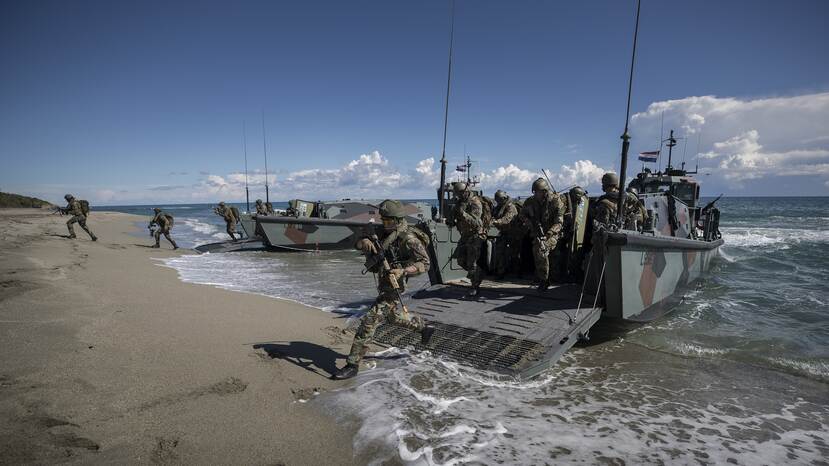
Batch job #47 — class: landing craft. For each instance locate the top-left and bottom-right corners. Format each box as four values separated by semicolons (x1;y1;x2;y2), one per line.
367;0;723;378
195;199;432;253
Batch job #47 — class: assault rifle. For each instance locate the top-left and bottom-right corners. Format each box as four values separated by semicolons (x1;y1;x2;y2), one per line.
362;234;408;311
52;206;65;216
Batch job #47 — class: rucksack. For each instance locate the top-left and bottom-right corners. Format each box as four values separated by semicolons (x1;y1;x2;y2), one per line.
79;200;90;216
405;223;432;247
164;213;175;228
478;195;494;230
230;206;241;223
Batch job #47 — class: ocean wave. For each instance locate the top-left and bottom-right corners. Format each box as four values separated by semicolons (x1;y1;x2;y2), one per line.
326;349;829;465
181;217;220;235
721;227;829;249
767;357;829;382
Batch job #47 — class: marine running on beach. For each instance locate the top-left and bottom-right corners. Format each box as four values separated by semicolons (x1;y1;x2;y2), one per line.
333;199;433;380
58;194;97;241
214;202;240;241
148;208;178;249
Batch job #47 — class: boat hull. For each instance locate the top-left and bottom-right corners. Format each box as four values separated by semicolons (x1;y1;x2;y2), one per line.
601;231;723;322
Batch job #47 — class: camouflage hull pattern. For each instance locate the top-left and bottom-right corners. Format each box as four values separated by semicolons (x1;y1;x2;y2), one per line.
252;200;431;251
602;231;722;322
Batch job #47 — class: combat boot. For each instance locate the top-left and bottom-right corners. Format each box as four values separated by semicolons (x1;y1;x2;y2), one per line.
90;234;97;241
152;244;160;248
171;241;179;250
69;234;77;239
420;325;436;344
332;364;359;380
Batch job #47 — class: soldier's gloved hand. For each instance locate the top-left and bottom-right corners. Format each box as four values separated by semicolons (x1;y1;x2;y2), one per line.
355;238;377;254
532;236;548;252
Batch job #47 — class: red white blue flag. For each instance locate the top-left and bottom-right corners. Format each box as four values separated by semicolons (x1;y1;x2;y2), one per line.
638;151;659;162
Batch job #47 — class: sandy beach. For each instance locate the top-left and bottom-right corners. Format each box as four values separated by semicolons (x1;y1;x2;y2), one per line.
0;209;368;465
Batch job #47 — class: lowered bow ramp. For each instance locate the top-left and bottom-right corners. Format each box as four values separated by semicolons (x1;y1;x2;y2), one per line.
373;281;602;379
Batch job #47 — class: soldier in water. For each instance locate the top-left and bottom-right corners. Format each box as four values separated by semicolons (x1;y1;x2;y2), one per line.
592;173;621;231
255;199;268;216
491;189;520;277
59;194;97;241
214;201;239;241
149;207;178;249
333;200;431;380
446;181;486;297
519;178;563;291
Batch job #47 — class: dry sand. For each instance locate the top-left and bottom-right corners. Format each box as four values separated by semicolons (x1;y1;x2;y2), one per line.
0;209;372;465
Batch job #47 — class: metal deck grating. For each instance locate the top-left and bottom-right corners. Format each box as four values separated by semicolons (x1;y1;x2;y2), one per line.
372;321;547;376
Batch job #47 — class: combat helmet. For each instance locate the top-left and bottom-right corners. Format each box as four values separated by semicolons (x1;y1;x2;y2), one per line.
378;199;405;219
218;201;225;206
64;194;74;201
153;207;161;213
569;186;586;197
601;173;619;189
494;190;508;202
452;181;468;194
256;199;263;204
532;178;550;193
626;186;639;196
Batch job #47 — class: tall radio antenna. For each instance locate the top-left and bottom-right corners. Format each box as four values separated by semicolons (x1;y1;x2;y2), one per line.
437;0;455;220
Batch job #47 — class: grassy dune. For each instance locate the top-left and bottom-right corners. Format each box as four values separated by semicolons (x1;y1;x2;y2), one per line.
0;192;54;208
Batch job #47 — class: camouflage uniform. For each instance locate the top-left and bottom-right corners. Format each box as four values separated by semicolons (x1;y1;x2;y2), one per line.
215;202;238;241
150;209;178;249
623;191;646;232
255;199;268;216
446;183;485;290
491;191;520;276
62;195;96;241
520;186;564;285
346;217;430;367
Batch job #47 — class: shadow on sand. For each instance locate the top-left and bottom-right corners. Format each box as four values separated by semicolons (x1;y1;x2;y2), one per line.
253;341;346;378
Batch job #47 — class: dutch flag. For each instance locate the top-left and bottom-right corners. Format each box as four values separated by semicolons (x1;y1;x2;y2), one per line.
638;151;659;162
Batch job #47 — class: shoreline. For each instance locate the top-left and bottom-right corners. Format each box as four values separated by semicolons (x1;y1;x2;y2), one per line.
0;209;369;464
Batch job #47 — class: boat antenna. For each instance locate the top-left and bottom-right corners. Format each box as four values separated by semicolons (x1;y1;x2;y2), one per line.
243;120;250;213
261;110;269;204
658;110;664;172
681;134;688;171
438;0;455;220
666;129;677;171
615;0;642;228
541;168;556;193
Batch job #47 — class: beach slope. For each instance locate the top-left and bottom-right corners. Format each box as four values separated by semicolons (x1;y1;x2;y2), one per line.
0;209;362;465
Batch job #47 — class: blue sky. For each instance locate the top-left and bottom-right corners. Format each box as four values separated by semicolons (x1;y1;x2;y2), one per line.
2;0;828;204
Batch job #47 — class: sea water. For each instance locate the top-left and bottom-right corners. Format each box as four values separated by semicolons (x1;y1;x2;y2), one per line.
100;198;829;464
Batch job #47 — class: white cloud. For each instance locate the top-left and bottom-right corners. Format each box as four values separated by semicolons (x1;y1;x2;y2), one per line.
630;92;829;186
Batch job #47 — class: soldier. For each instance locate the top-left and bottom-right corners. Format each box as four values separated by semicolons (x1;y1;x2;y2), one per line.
445;181;486;297
623;187;646;232
519;178;564;291
333;200;431;380
149;208;178;249
491;189;520;277
255;199;268;216
214;201;239;241
60;194;97;241
265;202;275;215
592;173;621;231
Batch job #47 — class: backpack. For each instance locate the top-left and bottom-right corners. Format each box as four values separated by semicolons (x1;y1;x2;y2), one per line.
405;223;432;247
79;200;90;216
164;213;175;228
478;195;494;230
230;206;241;223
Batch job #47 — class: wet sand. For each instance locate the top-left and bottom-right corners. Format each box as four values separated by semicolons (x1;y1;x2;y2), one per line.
0;209;366;464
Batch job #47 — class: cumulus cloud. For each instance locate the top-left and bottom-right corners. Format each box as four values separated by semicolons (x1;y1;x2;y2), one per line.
630;92;829;186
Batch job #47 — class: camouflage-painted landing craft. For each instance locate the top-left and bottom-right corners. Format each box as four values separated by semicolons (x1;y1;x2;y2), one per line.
370;153;722;379
365;1;722;379
195;199;432;253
